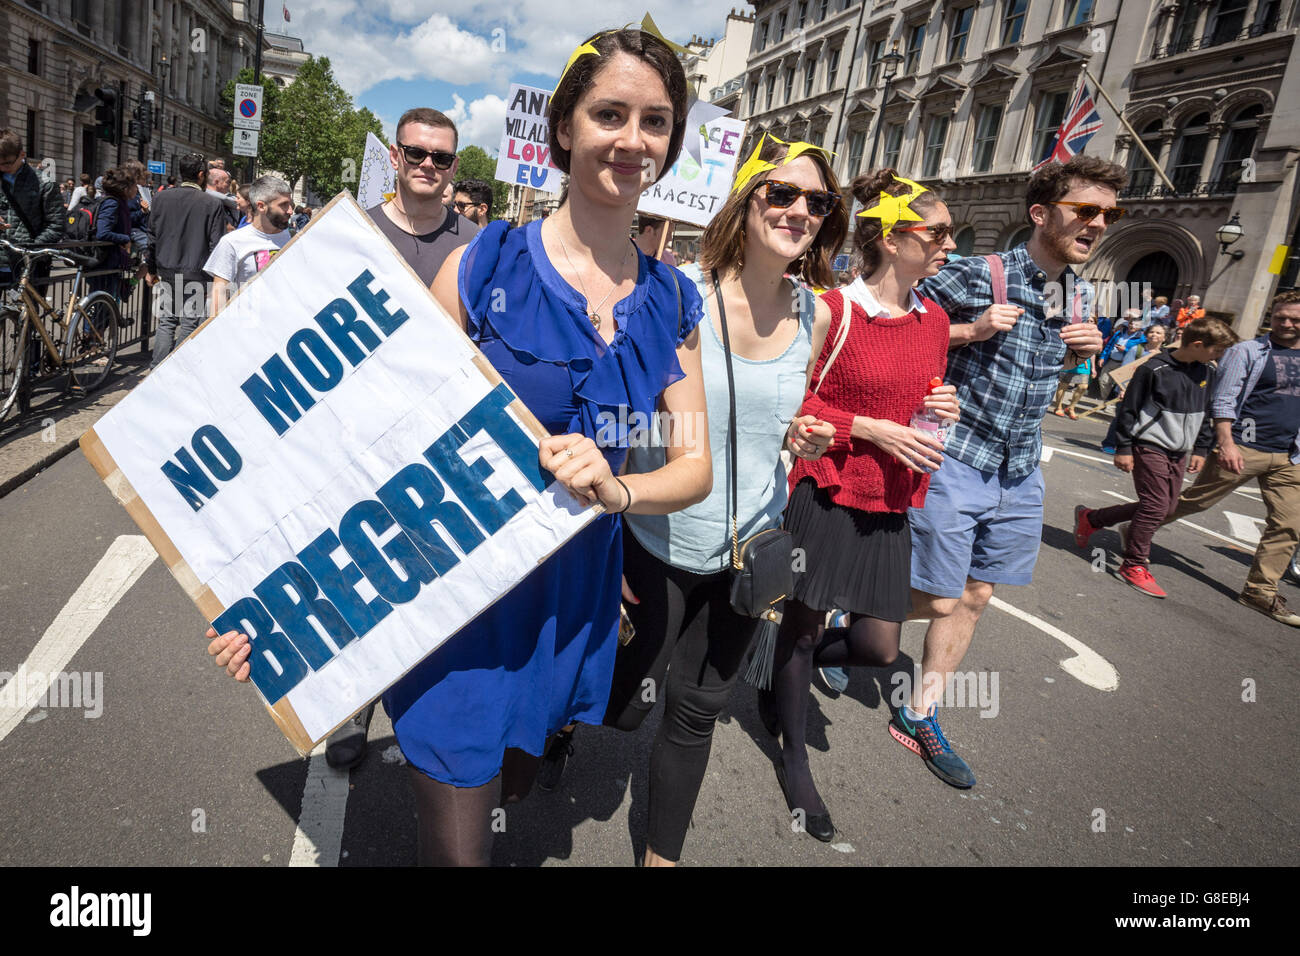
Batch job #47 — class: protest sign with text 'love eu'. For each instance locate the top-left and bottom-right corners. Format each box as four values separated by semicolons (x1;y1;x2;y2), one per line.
80;194;597;752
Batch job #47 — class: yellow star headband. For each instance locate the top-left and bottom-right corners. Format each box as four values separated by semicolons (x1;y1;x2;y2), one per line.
731;133;836;194
856;175;928;237
554;15;694;95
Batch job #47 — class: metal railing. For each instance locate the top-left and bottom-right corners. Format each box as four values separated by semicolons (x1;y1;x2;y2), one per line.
1152;14;1280;59
1119;179;1242;200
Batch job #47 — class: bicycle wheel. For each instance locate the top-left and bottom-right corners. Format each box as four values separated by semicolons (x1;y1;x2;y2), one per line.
64;291;119;394
0;312;29;422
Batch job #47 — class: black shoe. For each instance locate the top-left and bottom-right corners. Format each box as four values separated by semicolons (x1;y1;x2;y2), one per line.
774;761;835;843
537;727;574;792
324;703;374;770
756;686;780;738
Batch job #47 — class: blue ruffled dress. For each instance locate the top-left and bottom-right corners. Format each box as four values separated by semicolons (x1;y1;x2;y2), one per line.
382;219;704;786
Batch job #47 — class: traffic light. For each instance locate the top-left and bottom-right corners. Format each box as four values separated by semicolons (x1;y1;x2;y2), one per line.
94;87;119;144
130;99;152;143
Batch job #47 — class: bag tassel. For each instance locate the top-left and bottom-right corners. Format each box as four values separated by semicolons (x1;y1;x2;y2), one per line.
742;608;782;689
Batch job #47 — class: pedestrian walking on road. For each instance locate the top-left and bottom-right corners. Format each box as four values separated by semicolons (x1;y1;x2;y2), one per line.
1074;316;1237;598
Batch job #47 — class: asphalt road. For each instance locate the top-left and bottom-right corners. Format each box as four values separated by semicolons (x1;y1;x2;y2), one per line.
0;413;1294;867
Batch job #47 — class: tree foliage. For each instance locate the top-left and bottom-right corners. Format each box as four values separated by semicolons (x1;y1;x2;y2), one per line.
454;145;509;219
219;57;382;202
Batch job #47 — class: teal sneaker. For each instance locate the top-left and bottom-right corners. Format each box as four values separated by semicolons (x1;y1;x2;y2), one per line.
888;704;976;789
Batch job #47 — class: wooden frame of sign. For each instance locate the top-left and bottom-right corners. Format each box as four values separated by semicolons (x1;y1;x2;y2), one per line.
79;191;576;754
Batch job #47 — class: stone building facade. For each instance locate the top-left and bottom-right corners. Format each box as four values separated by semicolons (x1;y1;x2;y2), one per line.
0;0;277;184
738;0;1299;336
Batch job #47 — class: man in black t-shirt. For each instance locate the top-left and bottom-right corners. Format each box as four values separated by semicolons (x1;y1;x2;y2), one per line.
1161;291;1300;626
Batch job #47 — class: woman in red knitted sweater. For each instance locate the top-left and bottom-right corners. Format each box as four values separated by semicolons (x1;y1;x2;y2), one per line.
763;169;960;841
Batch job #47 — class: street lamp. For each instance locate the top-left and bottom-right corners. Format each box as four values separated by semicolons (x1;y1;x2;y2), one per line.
867;42;905;171
1216;212;1245;260
156;53;170;163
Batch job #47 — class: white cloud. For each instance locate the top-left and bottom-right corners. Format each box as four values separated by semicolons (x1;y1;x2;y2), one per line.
443;94;508;152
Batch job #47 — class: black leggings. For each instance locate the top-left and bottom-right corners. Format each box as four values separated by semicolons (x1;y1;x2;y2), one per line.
406;748;540;866
604;530;758;862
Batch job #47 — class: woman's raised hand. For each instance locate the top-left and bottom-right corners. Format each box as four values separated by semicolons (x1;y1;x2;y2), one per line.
205;626;252;682
539;434;626;511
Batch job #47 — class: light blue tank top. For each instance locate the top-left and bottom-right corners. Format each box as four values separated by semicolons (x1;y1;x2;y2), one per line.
625;265;815;573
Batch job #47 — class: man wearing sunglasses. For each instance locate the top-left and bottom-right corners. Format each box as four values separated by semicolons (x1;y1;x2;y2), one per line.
329;107;478;771
364;107;478;291
452;179;493;227
902;155;1121;788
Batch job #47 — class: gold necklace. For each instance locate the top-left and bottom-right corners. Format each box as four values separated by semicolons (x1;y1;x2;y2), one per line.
555;229;632;330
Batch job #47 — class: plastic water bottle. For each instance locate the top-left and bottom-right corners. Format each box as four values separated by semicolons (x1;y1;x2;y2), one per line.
909;376;949;445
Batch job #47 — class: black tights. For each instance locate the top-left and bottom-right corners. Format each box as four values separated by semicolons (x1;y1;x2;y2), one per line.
771;599;901;814
406;748;540;866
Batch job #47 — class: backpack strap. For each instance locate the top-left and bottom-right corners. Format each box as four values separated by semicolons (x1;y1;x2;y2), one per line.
813;290;851;395
983;254;1007;306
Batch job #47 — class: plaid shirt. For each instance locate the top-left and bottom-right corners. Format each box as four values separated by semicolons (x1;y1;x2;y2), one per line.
918;244;1093;477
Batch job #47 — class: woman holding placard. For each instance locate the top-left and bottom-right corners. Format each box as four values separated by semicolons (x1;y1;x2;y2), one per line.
207;27;711;866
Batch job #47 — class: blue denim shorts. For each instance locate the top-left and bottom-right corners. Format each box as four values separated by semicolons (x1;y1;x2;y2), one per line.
908;455;1046;598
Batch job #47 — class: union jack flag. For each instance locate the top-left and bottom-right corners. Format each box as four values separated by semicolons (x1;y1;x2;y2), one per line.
1035;81;1103;171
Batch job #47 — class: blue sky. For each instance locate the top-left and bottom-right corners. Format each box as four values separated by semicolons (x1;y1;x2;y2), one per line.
276;0;739;149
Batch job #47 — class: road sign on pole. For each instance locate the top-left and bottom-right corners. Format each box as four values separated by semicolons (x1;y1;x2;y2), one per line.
147;160;166;175
234;83;264;130
233;128;260;157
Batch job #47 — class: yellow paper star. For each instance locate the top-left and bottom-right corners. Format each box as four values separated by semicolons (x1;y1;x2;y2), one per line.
555;39;602;93
857;191;925;237
731;133;836;194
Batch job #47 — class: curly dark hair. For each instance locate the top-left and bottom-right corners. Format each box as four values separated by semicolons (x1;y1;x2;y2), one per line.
547;28;689;186
1025;154;1127;223
100;166;136;200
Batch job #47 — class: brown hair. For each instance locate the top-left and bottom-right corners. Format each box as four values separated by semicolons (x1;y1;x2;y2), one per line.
1270;289;1300;313
100;166;135;200
1153;295;1168;307
547;29;688;186
1182;315;1238;349
1025;154;1127;223
849;168;944;276
0;128;22;160
396;107;458;151
122;159;146;182
698;137;848;289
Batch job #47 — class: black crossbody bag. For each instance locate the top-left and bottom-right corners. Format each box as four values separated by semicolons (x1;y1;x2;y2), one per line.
711;271;793;688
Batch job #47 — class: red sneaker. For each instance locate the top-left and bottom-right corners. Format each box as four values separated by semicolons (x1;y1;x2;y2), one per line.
1073;505;1098;549
1119;563;1166;598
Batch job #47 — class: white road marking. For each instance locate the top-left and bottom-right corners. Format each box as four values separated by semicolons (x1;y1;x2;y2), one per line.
1097;490;1255;549
1039;446;1054;463
1233;487;1263;500
987;596;1119;691
0;535;156;744
288;742;351;867
1042;444;1111;465
1223;511;1265;546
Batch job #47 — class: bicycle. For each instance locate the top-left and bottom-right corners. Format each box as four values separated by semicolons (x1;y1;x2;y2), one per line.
0;237;120;422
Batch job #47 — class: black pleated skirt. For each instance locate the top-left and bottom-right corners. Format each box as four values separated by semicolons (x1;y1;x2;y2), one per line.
783;477;912;622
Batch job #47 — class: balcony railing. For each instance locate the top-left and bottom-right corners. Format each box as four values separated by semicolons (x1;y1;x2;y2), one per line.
1119;179;1242;200
1152;14;1280;58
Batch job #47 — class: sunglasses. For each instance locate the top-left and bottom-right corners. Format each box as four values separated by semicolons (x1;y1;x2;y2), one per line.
395;141;456;170
1050;201;1126;225
758;180;840;218
894;223;954;243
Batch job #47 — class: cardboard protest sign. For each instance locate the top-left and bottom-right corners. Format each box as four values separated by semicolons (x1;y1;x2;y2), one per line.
637;116;745;227
80;194;598;753
357;131;396;210
495;83;563;194
1107;349;1157;388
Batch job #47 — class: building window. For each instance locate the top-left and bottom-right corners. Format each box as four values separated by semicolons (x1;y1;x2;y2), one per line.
883;123;905;168
1208;0;1249;45
759;19;769;48
1171;112;1210;191
866;37;886;86
818;0;829;17
847;130;866;176
798;1;808;28
810;128;824;147
954;226;977;256
826;47;841;88
905;23;926;74
749;80;759;114
1062;0;1093;28
1126;119;1163;190
1031;90;1070;164
785;67;796;103
777;12;787;43
949;7;975;61
71;0;89;25
1002;0;1030;45
972;104;1003;172
766;74;777;110
923;115;950;177
1257;0;1282;33
26;110;38;156
1216;104;1262;186
1169;4;1198;53
804;59;817;97
27;39;40;75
